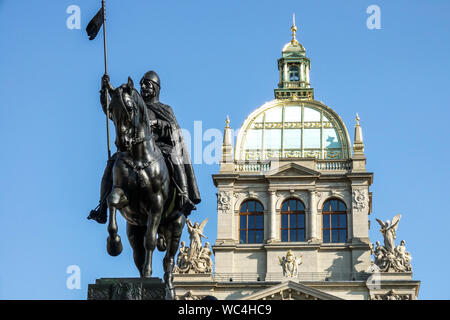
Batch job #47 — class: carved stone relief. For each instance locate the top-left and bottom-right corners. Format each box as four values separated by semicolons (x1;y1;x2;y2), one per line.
217;191;231;213
352;188;368;212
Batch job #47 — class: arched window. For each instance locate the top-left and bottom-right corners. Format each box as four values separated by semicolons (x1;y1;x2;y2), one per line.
239;200;264;244
289;65;300;81
322;199;347;243
281;199;305;242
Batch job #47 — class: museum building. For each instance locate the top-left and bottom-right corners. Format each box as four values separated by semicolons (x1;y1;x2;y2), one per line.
173;20;420;300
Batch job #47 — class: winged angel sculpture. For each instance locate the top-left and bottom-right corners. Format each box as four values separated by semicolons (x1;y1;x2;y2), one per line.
278;250;302;278
174;218;212;274
372;214;412;272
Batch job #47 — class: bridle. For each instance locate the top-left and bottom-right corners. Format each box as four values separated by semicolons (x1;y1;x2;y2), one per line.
116;87;153;151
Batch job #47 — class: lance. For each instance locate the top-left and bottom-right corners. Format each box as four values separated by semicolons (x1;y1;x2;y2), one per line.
86;0;111;159
102;0;112;159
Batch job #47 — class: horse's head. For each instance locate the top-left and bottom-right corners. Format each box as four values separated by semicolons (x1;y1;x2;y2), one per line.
109;77;149;151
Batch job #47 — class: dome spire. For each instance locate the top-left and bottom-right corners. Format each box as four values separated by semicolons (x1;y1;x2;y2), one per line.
291;13;299;45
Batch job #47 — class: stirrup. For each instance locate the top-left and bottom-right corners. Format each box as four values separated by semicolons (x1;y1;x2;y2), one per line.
87;202;107;224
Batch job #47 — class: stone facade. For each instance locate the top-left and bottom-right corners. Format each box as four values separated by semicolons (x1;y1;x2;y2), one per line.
173;19;420;300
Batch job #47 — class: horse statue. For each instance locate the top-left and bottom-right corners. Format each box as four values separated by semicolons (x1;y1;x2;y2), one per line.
105;77;184;300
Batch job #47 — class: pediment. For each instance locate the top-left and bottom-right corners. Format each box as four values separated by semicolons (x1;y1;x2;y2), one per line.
266;163;320;178
239;281;342;301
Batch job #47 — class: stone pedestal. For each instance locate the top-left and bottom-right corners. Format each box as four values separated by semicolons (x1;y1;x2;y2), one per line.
87;277;166;300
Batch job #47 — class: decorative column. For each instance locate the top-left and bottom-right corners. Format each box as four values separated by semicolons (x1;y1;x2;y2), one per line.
305;64;310;86
300;63;305;84
268;190;277;242
284;64;288;83
308;190;318;241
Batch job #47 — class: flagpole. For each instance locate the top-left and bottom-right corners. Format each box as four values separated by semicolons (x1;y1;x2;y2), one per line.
102;0;111;159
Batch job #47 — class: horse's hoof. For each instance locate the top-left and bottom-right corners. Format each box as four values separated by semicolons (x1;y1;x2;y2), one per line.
142;270;152;278
165;286;175;300
107;235;123;256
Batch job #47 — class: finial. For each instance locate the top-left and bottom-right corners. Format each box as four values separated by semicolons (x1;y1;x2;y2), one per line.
225;115;230;128
290;13;299;45
353;113;364;155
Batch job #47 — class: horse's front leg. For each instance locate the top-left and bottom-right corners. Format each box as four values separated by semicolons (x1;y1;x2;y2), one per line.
142;193;164;278
163;213;185;300
106;187;124;256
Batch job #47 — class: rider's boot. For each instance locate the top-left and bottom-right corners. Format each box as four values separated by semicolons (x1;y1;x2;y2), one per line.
173;164;196;216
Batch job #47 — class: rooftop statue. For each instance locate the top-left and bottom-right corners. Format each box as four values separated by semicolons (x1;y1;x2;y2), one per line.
174;218;212;274
278;250;302;278
372;214;412;272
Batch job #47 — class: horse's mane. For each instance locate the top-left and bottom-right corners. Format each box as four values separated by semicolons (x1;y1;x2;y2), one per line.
130;88;150;126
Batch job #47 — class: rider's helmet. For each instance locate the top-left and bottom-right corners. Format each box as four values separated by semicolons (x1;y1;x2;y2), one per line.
140;70;160;88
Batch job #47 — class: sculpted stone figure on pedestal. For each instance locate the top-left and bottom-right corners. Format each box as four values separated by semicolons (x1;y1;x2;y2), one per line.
174;218;213;274
372;214;412;272
87;71;201;300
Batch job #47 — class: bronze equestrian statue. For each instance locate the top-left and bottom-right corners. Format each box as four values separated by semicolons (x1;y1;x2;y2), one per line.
88;71;201;300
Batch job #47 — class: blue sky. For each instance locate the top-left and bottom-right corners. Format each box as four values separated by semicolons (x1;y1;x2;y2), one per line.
0;0;449;299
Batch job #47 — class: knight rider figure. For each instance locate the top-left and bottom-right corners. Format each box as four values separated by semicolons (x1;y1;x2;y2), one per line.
89;70;201;223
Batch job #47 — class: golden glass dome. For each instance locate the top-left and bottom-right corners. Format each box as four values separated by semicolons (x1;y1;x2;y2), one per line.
234;100;351;161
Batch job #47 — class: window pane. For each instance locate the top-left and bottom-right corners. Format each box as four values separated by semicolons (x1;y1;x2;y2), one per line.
283;129;301;149
256;202;263;212
255;231;263;243
240;202;247;213
323;201;330;212
331;214;338;227
240;230;246;244
297;229;305;242
323;214;330;228
290;229;296;242
323;230;330;243
331;200;338;211
297;201;305;211
265;107;282;122
240;215;247;229
282;201;288;212
289;200;296;211
338;214;347;227
264;129;281;150
248;201;255;212
303;107;321;122
244;129;262;149
339;230;347;243
323;128;340;149
256;215;263;229
282;230;288;242
248;215;256;228
281;214;288;228
331;230;339;243
290;214;297;228
248;230;255;243
298;215;305;228
284;106;302;122
303;129;321;149
338;200;346;211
